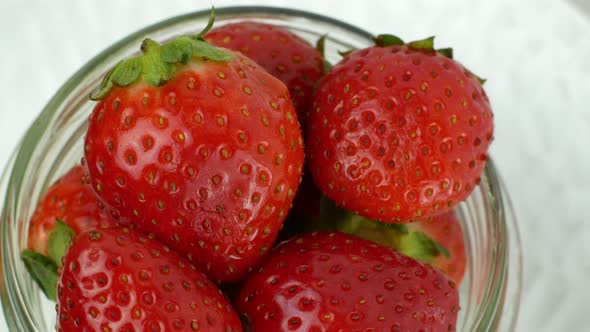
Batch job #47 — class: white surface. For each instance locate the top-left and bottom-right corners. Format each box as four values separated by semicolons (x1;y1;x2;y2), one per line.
1;0;589;331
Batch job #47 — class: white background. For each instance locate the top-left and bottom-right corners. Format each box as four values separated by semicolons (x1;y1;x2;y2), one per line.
1;0;589;331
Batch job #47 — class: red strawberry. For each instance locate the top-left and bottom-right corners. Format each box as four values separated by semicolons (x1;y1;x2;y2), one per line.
307;35;493;223
205;21;325;128
236;231;460;331
27;165;108;255
205;22;326;221
22;166;114;301
56;225;242;331
83;18;304;282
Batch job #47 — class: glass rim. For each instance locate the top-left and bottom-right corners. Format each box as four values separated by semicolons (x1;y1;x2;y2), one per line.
0;5;522;331
475;159;523;331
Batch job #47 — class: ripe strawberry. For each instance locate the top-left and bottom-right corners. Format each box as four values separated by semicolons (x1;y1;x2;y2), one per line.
205;22;326;221
56;225;242;331
27;165;108;255
205;21;325;128
83;17;304;282
22;166;113;301
236;232;460;331
307;35;493;223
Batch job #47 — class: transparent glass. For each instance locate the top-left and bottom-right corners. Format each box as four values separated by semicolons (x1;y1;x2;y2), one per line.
0;6;522;332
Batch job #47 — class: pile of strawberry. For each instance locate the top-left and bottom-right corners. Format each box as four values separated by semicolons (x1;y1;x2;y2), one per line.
22;11;492;331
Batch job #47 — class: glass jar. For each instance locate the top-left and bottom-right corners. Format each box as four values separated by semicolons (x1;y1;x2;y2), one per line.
0;6;522;331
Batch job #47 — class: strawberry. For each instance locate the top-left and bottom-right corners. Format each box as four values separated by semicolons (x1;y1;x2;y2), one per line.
83;15;304;282
205;21;325;129
307;35;493;223
56;225;242;331
21;166;113;301
236;231;460;331
27;165;108;255
205;22;326;221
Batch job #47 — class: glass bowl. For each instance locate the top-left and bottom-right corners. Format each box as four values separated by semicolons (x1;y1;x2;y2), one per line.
0;6;522;332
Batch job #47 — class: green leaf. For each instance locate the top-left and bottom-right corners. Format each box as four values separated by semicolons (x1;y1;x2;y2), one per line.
475;75;487;85
47;220;75;267
337;49;354;57
161;36;194;64
315;35;333;73
140;39;175;86
140;37;160;53
111;57;142;86
316;196;408;248
383;223;409;234
408;36;435;51
433;237;451;258
399;231;450;263
436;47;454;59
191;40;235;61
373;34;405;47
90;62;118;100
161;35;234;64
21;250;58;301
323;60;333;72
316;34;327;56
337;217;407;249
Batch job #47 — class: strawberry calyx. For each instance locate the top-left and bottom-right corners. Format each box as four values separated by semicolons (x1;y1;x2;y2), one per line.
315;34;333;72
336;35;452;61
373;34;486;84
21;251;58;301
373;34;453;59
90;8;234;100
318;196;451;263
47;220;76;265
399;231;450;262
21;220;76;301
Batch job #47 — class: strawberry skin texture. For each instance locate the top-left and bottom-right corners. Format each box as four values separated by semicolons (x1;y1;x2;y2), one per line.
205;22;325;219
308;45;493;222
205;22;324;129
84;52;304;282
236;232;460;331
56;226;242;332
27;165;108;255
409;211;467;285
